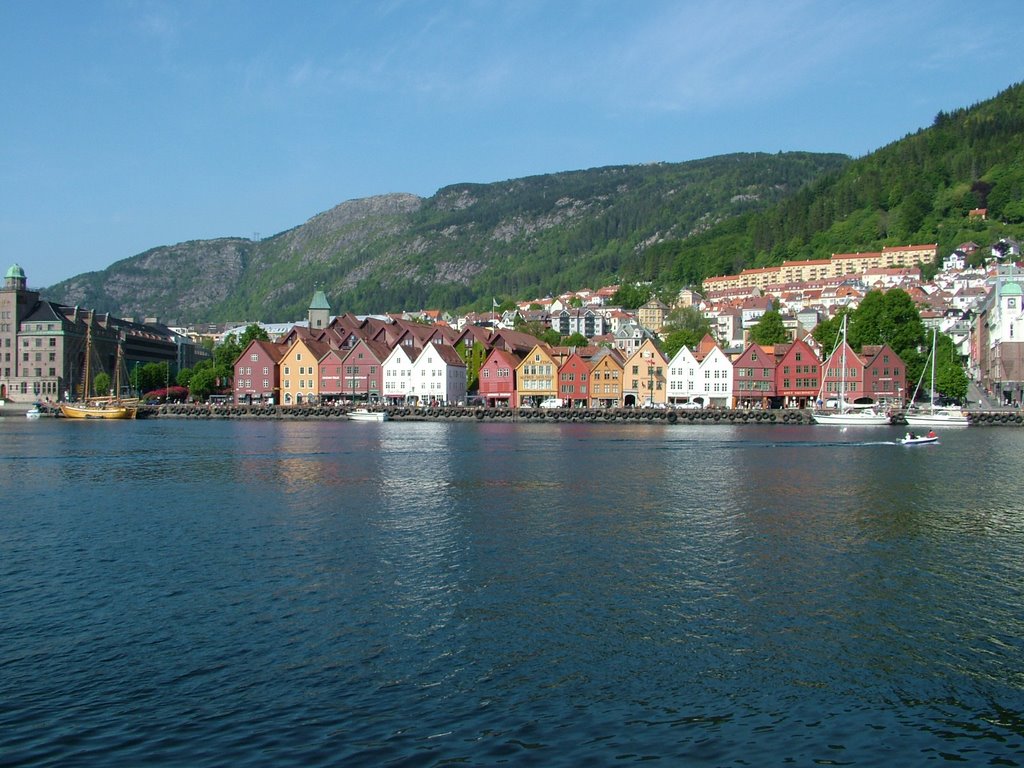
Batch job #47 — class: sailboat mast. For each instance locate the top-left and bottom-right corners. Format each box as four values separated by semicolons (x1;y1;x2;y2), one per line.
82;324;92;400
930;328;937;416
114;335;123;402
839;315;847;409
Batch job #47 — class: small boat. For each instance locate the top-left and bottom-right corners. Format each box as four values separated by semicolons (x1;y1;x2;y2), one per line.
25;406;42;420
900;432;939;446
347;408;387;422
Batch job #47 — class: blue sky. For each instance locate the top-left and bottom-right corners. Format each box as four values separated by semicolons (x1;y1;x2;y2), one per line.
2;1;1023;289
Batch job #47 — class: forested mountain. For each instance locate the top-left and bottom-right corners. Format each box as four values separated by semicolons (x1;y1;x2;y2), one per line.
43;153;846;324
42;81;1024;324
639;82;1024;286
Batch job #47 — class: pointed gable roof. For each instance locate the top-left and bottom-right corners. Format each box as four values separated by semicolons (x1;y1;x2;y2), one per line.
668;342;699;368
623;338;667;368
483;346;523;370
455;324;494;348
695;333;720;361
588;345;625;369
433;344;467;368
277;324;317;345
490;328;543;355
281;336;331;364
352;337;393;364
244;338;287;364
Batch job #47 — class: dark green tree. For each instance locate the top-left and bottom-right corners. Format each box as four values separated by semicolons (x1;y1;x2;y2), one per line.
848;289;924;358
749;309;789;345
661;306;711;358
238;323;270;346
611;284;651;309
662;329;700;359
188;366;219;401
92;372;111;397
663;306;711;338
130;361;171;395
563;332;589;347
913;331;969;403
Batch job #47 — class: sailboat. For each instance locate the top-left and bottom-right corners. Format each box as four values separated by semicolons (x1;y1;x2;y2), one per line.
812;315;891;426
59;325;138;420
904;329;968;427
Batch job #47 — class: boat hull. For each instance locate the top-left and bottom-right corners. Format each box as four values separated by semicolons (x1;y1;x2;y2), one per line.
812;410;891;426
900;435;939;445
59;403;137;420
347;410;387;422
904;411;968;427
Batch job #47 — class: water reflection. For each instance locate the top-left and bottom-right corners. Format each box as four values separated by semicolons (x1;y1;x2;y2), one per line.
2;418;1024;765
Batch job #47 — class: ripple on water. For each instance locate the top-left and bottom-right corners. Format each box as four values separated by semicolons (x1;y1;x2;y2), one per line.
0;421;1023;765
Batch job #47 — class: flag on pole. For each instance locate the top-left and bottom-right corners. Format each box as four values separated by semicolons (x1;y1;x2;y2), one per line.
492;297;499;309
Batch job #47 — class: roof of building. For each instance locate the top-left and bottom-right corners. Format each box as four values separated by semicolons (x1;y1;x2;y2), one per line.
308;290;331;310
5;264;25;280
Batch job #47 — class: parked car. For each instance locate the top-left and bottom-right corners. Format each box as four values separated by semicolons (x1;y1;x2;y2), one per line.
539;398;564;409
675;401;703;410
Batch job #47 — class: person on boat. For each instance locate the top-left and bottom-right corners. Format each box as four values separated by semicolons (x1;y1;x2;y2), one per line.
906;431;917;440
927;430;937;438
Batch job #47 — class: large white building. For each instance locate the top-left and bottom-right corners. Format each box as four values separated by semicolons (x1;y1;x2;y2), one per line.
975;265;1024;404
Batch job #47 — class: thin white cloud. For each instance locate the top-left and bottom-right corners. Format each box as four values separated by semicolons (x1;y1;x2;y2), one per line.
598;1;866;112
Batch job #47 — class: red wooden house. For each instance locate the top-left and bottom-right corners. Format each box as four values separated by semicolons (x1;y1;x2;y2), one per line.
732;343;777;408
477;348;521;407
861;344;907;405
556;352;592;407
332;338;392;403
774;339;821;409
233;339;286;405
318;346;350;402
820;337;868;406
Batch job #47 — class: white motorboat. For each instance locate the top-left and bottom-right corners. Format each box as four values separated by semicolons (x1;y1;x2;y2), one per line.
347;408;387;422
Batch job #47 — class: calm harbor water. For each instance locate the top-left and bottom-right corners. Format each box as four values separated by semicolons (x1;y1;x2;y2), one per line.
1;417;1022;766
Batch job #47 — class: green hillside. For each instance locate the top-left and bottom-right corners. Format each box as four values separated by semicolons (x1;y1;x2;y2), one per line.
42;81;1024;324
43;153;846;323
642;81;1024;286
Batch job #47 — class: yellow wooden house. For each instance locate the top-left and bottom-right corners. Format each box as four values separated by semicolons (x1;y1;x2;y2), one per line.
514;344;558;406
278;338;330;405
622;339;668;407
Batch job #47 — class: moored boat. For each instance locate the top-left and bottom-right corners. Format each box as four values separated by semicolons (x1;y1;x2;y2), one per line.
347;408;387;422
59;325;138;420
904;407;968;427
59;400;137;420
812;315;890;426
903;329;968;427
